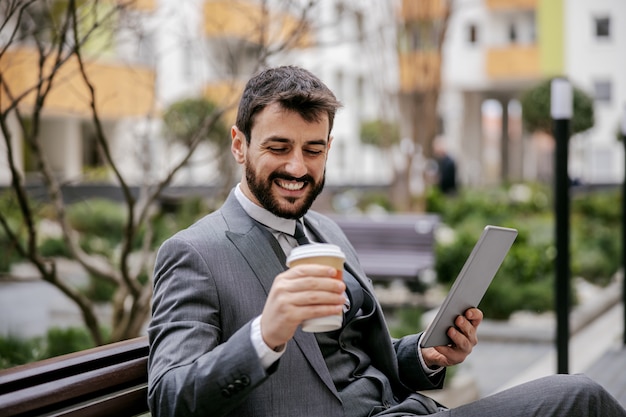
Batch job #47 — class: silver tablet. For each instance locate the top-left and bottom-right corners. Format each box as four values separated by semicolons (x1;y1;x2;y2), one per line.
420;225;518;348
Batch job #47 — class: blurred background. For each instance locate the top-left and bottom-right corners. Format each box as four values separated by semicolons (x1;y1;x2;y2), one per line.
0;0;624;405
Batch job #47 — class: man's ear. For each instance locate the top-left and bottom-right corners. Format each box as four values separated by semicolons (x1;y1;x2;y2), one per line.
231;126;245;164
326;135;333;160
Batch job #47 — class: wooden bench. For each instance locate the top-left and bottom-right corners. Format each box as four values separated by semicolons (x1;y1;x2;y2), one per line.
331;214;438;290
0;336;149;417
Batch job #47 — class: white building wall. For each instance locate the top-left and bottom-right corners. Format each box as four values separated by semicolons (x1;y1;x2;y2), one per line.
295;0;398;187
153;0;206;108
444;1;488;91
442;0;626;185
565;0;626;183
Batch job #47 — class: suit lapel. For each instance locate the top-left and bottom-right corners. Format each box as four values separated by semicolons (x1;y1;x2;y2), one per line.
221;194;340;399
226;227;284;294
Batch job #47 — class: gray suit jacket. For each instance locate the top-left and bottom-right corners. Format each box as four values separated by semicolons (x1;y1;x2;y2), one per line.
148;191;444;417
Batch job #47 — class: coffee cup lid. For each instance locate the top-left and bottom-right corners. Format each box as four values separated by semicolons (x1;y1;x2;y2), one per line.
286;243;345;265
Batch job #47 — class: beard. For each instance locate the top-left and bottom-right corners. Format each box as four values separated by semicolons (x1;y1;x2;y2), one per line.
245;159;325;219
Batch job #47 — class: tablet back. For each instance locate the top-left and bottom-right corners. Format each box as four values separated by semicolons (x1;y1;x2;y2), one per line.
420;225;518;348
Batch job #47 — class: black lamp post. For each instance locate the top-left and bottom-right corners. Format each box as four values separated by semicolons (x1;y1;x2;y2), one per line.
551;78;573;374
620;105;626;346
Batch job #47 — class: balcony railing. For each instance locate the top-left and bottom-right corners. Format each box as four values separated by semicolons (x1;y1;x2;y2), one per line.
486;0;537;10
486;45;540;79
398;51;442;92
203;0;313;47
0;47;155;119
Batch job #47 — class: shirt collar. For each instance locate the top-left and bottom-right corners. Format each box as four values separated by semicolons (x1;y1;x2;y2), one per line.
234;183;299;235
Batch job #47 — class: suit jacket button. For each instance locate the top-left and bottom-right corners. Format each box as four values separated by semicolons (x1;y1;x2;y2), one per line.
221;388;232;398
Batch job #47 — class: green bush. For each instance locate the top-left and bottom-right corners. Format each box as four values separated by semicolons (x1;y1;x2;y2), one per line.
429;183;619;320
0;326;97;369
82;275;117;303
0;193;27;272
0;334;44;369
67;199;126;245
571;219;619;285
520;78;594;136
360;119;401;147
572;189;620;222
149;196;211;248
44;327;95;358
0;233;22;273
38;237;71;257
388;306;424;338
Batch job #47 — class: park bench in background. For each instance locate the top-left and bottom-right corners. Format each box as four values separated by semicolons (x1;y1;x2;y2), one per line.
0;336;149;417
330;214;439;291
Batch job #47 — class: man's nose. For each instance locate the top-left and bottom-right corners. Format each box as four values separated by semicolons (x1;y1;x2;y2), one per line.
285;151;307;177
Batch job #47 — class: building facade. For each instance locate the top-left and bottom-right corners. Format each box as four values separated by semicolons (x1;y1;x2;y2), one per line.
1;0;624;193
0;0;399;194
442;0;626;185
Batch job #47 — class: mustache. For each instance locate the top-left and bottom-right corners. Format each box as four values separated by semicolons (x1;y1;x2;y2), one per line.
270;172;315;183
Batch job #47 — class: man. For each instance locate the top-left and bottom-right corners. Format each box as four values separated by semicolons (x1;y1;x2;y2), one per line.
148;66;625;417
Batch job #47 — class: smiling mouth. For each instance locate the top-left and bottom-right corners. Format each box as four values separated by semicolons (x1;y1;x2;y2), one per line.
276;179;305;191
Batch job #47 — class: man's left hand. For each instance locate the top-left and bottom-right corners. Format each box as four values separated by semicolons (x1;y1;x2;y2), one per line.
421;307;483;368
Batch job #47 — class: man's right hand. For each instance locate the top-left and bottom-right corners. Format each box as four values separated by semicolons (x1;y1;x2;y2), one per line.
260;264;346;350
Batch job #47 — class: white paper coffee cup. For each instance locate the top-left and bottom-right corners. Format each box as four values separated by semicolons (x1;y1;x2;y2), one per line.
286;243;346;332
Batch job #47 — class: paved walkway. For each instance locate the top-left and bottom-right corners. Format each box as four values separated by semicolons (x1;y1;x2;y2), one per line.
586;342;626;407
456;298;626;408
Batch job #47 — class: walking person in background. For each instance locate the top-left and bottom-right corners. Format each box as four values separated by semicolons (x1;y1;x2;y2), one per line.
433;136;457;195
147;65;626;417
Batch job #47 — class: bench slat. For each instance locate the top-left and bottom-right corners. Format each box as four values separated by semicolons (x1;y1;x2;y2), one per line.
0;336;149;417
47;384;148;417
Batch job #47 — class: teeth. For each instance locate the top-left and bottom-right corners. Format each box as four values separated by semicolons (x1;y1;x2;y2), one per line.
278;180;304;191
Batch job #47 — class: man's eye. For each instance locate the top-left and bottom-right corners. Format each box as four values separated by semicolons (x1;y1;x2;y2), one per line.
305;148;324;156
269;147;288;153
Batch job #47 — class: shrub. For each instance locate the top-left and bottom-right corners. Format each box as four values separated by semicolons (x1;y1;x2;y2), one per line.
0;334;44;369
38;237;71;257
430;183;619;320
44;327;95;358
388;306;424;338
0;326;96;369
520;78;594;136
0;233;22;273
82;275;117;303
67;199;126;246
0;193;27;272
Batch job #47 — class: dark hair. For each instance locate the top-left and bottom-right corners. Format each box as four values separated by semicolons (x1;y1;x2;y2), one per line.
235;66;342;143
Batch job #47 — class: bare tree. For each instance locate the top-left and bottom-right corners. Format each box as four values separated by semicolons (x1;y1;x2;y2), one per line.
393;0;452;211
0;0;316;344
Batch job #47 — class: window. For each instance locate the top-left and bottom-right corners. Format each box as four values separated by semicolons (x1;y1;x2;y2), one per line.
593;80;612;103
354;11;365;43
594;16;610;39
136;33;155;66
468;24;478;45
335;1;345;24
356;76;364;118
508;23;517;43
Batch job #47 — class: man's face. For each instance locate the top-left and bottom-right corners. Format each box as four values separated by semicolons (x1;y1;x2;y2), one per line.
231;102;331;219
